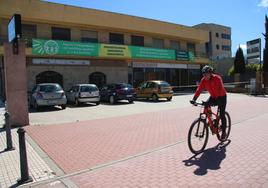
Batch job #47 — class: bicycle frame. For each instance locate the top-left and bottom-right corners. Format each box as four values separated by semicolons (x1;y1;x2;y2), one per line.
198;104;220;134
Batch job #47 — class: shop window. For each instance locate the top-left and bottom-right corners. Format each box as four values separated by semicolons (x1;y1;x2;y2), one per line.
131;35;144;46
36;71;63;87
52;27;71;41
22;24;37;47
170;40;180;50
133;68;144;87
187;43;196;55
152;38;164;48
89;72;106;88
81;30;98;43
109;33;124;44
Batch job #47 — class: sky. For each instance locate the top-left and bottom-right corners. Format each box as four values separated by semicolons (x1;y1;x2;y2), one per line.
43;0;268;57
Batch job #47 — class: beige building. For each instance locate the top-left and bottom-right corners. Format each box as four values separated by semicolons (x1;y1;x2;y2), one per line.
0;0;211;98
193;23;232;61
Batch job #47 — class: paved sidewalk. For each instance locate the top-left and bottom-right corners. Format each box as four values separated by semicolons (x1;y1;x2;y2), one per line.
25;95;268;187
0;108;55;188
33;112;268;188
1;94;268;187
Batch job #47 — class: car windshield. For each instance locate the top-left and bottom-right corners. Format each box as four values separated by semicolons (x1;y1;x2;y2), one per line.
159;82;170;87
39;85;62;92
115;84;133;89
81;86;98;92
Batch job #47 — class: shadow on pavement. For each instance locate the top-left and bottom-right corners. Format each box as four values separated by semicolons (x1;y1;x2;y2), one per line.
183;140;231;176
28;106;63;113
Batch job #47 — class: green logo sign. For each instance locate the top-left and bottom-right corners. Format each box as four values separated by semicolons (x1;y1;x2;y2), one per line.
32;39;99;56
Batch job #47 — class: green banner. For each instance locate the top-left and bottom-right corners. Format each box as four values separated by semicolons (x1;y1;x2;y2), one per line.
32;39;99;56
130;46;175;60
176;51;189;61
99;44;131;58
32;39;196;61
188;51;195;62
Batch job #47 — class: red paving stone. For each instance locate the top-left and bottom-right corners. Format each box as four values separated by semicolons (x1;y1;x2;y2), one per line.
69;111;268;188
26;96;268;187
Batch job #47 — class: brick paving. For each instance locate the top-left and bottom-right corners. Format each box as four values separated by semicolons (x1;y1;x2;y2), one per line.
24;95;268;187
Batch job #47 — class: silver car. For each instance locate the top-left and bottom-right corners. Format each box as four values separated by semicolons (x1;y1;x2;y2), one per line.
66;84;100;106
29;83;67;110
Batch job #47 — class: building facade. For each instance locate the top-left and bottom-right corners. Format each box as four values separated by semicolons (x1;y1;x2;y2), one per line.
0;0;211;98
193;23;232;61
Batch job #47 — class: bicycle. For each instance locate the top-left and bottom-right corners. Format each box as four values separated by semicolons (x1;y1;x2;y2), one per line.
188;101;231;155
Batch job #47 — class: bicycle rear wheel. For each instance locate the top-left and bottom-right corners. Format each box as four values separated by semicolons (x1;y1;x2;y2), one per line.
216;111;231;141
188;118;209;155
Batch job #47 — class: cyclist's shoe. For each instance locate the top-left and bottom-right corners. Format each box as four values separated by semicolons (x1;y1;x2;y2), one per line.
221;130;226;140
190;100;196;105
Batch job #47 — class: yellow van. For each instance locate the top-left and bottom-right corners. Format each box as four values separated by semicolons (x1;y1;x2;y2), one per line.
135;80;173;101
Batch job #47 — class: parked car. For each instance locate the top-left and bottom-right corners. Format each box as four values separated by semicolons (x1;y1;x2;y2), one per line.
66;84;100;106
29;83;67;110
100;83;136;104
135;80;173;101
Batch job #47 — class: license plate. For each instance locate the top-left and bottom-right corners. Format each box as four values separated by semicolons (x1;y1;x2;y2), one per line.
127;95;132;97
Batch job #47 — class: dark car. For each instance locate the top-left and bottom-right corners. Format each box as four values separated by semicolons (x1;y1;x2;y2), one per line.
100;83;136;104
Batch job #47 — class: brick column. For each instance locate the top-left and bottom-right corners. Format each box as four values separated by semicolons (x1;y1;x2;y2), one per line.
4;42;29;127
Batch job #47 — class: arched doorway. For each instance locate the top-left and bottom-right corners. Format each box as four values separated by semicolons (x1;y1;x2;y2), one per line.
89;72;106;88
36;71;63;87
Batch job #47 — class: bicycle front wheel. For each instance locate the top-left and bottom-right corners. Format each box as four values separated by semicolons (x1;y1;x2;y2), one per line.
188;118;209;155
217;111;231;142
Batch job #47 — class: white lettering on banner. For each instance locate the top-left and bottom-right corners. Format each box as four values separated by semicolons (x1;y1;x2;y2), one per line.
132;62;187;68
33;59;90;65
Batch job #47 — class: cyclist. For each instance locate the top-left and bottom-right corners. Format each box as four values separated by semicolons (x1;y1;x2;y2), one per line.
190;65;227;140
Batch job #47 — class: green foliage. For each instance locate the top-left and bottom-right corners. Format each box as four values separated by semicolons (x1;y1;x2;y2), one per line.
228;66;234;76
234;47;246;74
228;64;261;76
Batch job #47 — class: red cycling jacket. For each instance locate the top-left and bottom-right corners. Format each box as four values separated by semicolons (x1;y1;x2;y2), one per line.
194;74;226;100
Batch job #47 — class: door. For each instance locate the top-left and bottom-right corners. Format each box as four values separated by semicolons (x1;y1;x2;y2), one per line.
89;72;106;88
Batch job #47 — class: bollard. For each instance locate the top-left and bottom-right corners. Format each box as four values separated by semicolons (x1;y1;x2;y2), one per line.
17;128;33;185
4;111;15;151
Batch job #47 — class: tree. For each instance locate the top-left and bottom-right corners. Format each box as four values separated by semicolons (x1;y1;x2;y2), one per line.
263;15;268;72
233;46;246;74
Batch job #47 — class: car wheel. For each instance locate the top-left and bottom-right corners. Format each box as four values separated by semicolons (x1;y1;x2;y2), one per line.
152;94;158;102
75;98;80;106
61;104;66;109
167;97;172;101
109;96;115;104
128;99;134;104
95;102;100;105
